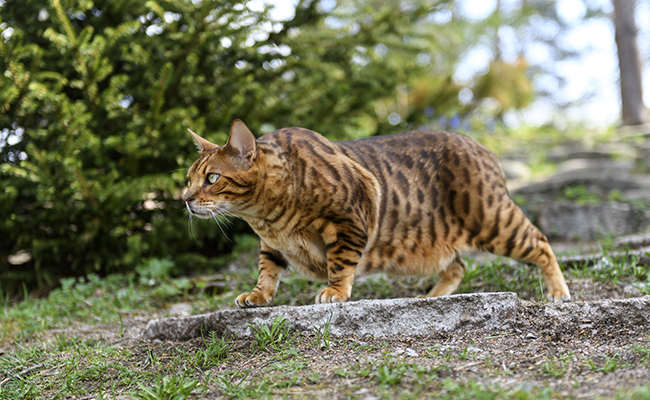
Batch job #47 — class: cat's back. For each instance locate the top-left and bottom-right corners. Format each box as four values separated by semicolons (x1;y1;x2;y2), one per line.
338;130;506;189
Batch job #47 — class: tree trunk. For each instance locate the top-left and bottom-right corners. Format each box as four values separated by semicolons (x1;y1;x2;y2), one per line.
613;0;648;125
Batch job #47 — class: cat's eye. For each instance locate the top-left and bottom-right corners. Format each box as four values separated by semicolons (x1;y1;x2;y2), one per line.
206;173;219;184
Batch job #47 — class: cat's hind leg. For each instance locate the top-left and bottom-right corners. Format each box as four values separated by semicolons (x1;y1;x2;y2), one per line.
421;254;466;297
482;204;570;303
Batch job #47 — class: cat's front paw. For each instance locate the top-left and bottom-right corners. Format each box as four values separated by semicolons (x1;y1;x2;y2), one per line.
235;292;273;308
546;277;571;303
315;287;350;304
546;286;571;303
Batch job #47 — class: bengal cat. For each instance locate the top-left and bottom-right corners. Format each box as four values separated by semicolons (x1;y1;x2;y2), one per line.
183;120;571;307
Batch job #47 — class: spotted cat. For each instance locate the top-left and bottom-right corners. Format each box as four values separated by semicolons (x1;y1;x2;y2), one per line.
183;120;571;307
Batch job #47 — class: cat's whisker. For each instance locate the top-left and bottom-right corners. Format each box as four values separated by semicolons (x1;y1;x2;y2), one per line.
208;209;233;242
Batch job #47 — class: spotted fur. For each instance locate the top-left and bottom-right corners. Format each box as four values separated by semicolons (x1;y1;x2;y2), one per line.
183;120;571;307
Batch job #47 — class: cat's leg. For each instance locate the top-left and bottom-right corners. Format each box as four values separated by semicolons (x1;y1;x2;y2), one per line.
483;204;570;303
235;241;287;307
422;254;466;297
316;225;365;304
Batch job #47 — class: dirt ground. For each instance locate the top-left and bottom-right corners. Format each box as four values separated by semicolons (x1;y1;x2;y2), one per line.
58;278;646;400
3;239;649;399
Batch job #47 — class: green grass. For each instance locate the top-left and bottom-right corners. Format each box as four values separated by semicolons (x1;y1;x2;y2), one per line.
2;242;650;399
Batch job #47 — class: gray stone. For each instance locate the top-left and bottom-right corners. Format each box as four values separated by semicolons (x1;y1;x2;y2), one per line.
558;246;650;268
546;142;638;163
500;159;532;180
144;293;521;341
537;202;650;240
168;303;193;317
555;158;634;175
538;296;650;327
514;169;642;197
622;188;650;202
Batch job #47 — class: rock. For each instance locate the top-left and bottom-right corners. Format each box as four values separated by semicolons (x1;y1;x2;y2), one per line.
538;296;650;327
622;188;650;203
618;122;650;138
555;158;634;175
500;159;532;180
514;169;642;197
144;293;521;341
537;202;650;241
168;303;193;317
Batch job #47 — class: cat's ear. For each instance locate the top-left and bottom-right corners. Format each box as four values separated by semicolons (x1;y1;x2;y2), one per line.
227;119;257;160
188;129;218;152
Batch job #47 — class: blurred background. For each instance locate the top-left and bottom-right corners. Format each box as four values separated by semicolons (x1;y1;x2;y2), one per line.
1;0;648;296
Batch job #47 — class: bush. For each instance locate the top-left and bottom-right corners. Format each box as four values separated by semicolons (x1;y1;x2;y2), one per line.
0;0;428;293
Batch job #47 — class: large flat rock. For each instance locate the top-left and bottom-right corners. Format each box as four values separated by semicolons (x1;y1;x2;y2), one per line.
144;293;520;341
144;293;650;342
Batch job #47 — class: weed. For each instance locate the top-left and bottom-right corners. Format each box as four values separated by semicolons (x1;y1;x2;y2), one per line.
587;354;625;373
371;356;408;386
561;185;601;205
632;339;650;364
132;375;198;400
541;355;569;378
197;331;231;368
215;371;259;398
248;316;295;352
314;312;333;350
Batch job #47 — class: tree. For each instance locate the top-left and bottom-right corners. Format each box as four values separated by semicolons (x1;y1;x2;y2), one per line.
612;0;647;125
0;0;432;293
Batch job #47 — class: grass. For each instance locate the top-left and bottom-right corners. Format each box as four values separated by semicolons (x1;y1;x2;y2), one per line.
1;244;650;399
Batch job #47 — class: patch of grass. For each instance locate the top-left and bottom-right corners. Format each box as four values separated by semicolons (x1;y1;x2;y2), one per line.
248;316;296;352
586;353;626;373
632;336;650;364
568;250;650;291
559;185;601;205
313;312;333;350
541;354;571;378
460;260;543;300
196;331;232;368
132;374;198;400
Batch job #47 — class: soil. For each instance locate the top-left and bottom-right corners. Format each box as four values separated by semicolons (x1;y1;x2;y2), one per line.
19;282;646;399
3;240;649;399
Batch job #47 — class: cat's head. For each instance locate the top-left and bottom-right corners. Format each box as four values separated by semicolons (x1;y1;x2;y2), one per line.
183;119;264;219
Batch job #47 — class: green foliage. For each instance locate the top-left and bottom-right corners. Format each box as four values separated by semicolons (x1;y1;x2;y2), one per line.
0;0;431;292
0;0;598;294
248;315;295;352
541;355;570;378
560;185;601;205
313;312;333;350
133;375;198;400
197;330;232;368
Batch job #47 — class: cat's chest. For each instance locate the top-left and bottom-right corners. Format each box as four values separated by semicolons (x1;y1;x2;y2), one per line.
251;220;327;264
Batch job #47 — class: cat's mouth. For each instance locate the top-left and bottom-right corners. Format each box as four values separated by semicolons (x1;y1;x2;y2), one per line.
185;203;213;219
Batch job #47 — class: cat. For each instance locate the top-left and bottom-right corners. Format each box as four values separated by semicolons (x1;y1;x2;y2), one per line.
183;119;571;307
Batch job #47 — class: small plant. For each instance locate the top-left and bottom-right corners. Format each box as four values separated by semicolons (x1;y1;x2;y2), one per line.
587;354;625;373
314;312;333;350
132;375;198;400
215;371;255;398
197;331;231;368
248;316;295;352
561;185;601;205
632;336;650;364
372;357;407;386
542;356;569;378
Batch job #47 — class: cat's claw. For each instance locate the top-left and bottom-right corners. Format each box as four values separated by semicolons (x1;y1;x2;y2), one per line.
235;292;273;308
547;292;572;303
315;287;350;304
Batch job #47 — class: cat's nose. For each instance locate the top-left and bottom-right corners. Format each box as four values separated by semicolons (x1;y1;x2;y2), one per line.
184;195;195;203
